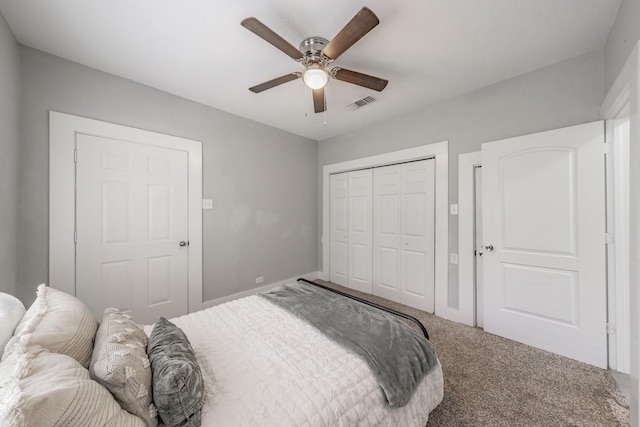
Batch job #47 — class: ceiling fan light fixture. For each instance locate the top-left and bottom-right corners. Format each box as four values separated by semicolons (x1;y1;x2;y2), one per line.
303;66;329;90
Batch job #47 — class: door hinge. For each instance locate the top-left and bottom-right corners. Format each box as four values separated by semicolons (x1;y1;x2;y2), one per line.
74;148;77;163
604;142;612;155
606;322;616;335
605;233;614;244
74;229;77;243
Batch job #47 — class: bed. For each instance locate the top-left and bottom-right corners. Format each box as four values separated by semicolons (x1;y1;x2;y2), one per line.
0;279;444;427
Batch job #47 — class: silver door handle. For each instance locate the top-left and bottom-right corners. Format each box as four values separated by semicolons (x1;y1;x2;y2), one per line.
485;244;494;251
179;241;189;247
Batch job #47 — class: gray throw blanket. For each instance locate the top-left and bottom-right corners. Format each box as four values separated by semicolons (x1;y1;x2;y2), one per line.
260;282;438;407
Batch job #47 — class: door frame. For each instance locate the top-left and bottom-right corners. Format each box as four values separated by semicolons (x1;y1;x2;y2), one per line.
458;151;482;326
600;41;639;424
321;141;451;318
605;101;631;374
49;111;204;313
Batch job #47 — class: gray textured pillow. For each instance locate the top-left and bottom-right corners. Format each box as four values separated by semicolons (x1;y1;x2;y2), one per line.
90;308;157;426
148;317;204;427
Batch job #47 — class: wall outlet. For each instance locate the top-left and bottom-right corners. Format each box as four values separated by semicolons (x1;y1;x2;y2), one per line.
256;276;264;284
202;198;213;210
450;253;459;264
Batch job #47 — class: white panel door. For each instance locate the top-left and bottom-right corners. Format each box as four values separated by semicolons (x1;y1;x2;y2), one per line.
330;173;349;286
482;121;606;367
373;160;435;312
348;170;373;293
400;160;436;312
373;165;402;302
76;134;189;324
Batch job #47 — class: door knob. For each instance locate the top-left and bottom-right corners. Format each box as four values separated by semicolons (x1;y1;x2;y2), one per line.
485;244;494;251
179;241;189;247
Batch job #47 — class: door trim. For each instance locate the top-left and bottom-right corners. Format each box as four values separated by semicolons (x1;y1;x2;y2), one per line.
321;141;451;319
49;111;204;313
458;151;482;326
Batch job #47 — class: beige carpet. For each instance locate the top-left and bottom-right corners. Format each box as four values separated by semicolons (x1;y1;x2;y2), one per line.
317;280;630;427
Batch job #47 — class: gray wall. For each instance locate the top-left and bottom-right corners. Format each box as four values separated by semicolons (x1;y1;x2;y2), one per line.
318;49;604;309
604;0;640;92
0;12;20;296
18;47;318;305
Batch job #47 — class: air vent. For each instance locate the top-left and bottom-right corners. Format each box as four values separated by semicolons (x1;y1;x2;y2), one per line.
346;95;377;111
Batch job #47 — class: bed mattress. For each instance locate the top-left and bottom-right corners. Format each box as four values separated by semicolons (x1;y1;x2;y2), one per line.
148;294;444;427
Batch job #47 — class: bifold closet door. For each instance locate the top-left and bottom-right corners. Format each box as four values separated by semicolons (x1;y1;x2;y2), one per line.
330;170;373;292
373;159;436;312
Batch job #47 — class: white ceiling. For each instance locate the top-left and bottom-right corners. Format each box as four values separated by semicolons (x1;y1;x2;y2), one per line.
0;1;621;141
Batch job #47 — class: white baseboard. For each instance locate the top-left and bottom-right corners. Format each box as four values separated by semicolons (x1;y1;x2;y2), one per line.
197;271;321;311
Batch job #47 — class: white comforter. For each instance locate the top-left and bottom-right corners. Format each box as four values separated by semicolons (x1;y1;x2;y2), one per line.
148;295;444;427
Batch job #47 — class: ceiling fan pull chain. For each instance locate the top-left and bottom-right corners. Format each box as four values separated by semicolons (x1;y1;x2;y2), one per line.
304;84;309;118
323;89;327;126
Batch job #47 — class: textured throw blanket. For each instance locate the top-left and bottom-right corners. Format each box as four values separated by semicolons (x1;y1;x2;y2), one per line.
260;282;438;407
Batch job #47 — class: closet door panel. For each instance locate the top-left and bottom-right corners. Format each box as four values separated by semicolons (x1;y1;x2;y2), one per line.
348;170;373;293
400;160;436;312
330;173;349;286
373;165;402;302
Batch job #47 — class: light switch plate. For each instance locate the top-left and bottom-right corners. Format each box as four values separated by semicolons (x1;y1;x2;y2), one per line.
202;199;213;210
450;204;458;215
450;253;459;264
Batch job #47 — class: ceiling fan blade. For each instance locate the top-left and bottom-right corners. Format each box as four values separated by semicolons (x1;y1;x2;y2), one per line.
241;17;304;61
249;73;300;93
332;68;388;91
312;88;326;113
322;7;379;60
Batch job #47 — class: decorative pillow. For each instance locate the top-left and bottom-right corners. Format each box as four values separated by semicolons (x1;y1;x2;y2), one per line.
2;284;98;368
90;308;157;426
0;336;146;427
148;317;204;427
0;293;26;359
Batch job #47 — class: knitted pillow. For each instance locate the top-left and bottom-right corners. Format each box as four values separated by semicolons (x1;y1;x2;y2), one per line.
2;284;98;368
90;308;157;426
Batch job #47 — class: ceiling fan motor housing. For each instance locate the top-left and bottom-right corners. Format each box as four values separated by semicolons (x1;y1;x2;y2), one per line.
299;37;330;65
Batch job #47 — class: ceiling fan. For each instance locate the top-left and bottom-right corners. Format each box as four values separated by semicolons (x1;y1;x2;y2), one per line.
241;7;388;113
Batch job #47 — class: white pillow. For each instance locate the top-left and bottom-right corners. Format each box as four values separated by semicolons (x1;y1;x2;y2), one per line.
0;293;26;359
2;284;98;367
0;336;146;427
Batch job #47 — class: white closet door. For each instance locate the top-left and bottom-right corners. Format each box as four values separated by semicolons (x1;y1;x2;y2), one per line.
400;160;436;312
330;173;349;286
373;159;435;312
348;170;373;293
373;165;402;302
